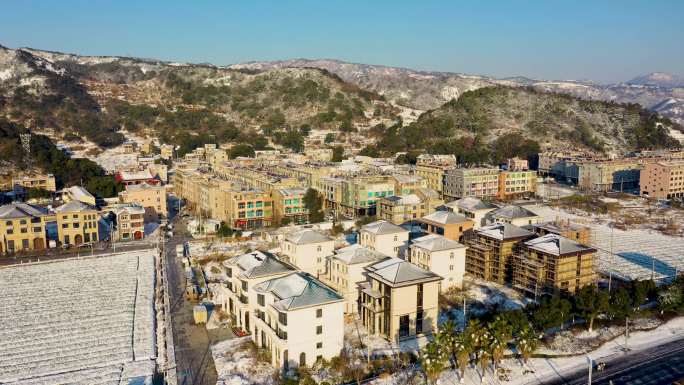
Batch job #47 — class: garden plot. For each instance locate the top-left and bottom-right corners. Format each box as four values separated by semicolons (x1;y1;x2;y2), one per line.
0;250;157;385
530;205;684;283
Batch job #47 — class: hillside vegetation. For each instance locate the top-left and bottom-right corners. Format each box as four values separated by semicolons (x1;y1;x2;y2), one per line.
367;86;681;164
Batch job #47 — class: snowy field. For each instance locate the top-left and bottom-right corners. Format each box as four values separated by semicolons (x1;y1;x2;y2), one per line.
0;250;158;385
530;205;684;283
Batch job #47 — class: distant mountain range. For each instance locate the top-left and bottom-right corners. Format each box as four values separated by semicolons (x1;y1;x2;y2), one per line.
0;43;681;161
229;60;684;126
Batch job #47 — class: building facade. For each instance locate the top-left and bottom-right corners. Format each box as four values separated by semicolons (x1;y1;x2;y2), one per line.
359;220;409;258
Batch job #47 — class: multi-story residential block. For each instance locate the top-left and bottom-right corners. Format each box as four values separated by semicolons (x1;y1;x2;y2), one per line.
12;173;57;192
576;159;642;192
377;188;443;225
464;223;533;284
359;220;409;257
498;170;537;200
392;174;427;195
118;182;167;222
115;169;160;186
415;155;456;194
281;229;334;278
225;187;274;230
640;160;684;200
160;144;174;160
252;272;344;369
417;211;474;242
358;257;442;342
507;157;529;171
0;202;49;254
443;197;497;229
408;234;466;291
326;244;386;313
513;234;596;297
465;223;534;285
110;204;145;241
443;167;499;200
486;205;541;227
54;200;99;246
272;188;309;225
218;250;297;334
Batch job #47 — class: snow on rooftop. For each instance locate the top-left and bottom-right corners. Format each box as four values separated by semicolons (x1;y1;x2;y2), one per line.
0;249;157;384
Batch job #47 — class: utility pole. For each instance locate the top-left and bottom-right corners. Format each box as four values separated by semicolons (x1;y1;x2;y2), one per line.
463;296;467;330
587;355;593;385
625;317;629;350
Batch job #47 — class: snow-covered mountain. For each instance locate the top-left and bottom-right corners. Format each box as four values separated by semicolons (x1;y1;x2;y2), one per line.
229;60;684;125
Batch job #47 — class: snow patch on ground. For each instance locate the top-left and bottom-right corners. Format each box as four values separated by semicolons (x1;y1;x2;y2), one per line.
212;337;276;385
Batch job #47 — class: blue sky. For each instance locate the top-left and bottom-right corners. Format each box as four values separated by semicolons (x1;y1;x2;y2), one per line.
1;0;682;83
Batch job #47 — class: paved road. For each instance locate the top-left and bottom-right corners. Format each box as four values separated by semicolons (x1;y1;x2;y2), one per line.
164;216;233;385
546;337;684;385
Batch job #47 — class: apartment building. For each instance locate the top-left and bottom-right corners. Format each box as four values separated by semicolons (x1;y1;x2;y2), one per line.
408;234;466;291
576;159;642;192
498;170;537;200
443;167;500;200
280;229;334;277
12;173;57;192
160;144;174;160
0;202;49;254
54;200;99;246
377;188;443;225
415;155;457;192
218;250;297;333
226;187;274;230
116;169;160;186
507;157;529;171
272;188;309;225
513;234;596;297
327;244;386;313
118;183;167;222
392;174;427;195
272;163;334;189
110;204;145;241
359;220;409;257
252;272;345;369
464;223;533;284
417;211;474;242
443;197;497;229
640;160;684;200
359;257;442;342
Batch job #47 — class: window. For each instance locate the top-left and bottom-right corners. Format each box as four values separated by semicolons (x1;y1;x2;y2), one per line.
316;325;322;335
22;239;29;249
73;214;78;219
316;342;323;349
417;283;423;309
257;294;265;306
278;312;287;326
62;223;68;229
33;227;41;233
317;245;322;252
20;228;27;234
227;268;232;277
5;221;11;226
450;265;454;271
241;280;248;292
416;311;424;334
19;219;27;225
316;309;322;318
399;315;410;338
6;229;13;235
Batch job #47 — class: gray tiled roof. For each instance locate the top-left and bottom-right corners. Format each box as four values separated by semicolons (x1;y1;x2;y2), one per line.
411;234;465;252
0;202;47;219
477;223;534;241
54;200;97;213
451;197;498;211
489;205;539;219
525;234;595;256
420;210;470;225
255;272;343;311
365;257;442;287
333;244;386;265
361;220;407;235
286;229;333;245
226;250;295;279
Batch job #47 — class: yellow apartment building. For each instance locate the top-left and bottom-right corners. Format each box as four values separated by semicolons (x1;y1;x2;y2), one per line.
118;182;167;222
271;188;309;225
54;200;100;246
0;202;50;254
12;173;57;192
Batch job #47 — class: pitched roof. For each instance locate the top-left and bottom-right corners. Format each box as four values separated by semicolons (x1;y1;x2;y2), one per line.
411;234;465;252
525;234;595;256
333;244;386;265
54;200;97;213
385;194;421;205
476;223;534;241
63;186;95;201
490;205;539;219
361;220;407;235
226;250;296;279
118;169;154;181
420;210;470;225
365;257;442;287
125;182;163;192
452;197;497;211
286;229;332;245
0;202;47;219
254;272;343;311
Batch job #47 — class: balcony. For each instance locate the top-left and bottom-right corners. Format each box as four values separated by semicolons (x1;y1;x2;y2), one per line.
276;328;288;340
